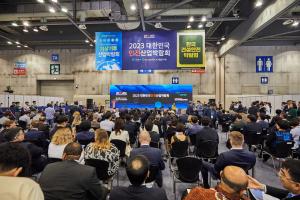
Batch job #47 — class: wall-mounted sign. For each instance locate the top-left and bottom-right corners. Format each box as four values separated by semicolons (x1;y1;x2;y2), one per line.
256;56;273;73
14;61;26;68
172;77;179;84
50;64;60;75
95;30;206;71
138;69;154;74
13;68;26;75
51;54;59;62
261;77;269;84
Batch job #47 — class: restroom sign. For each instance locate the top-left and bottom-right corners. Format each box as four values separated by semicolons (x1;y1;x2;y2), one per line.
256;56;273;73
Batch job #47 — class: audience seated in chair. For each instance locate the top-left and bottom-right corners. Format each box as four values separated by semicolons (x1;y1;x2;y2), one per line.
185;115;202;136
5;127;47;174
290;118;300;151
110;155;168;200
76;120;95;145
130;131;165;187
230;114;246;132
184;166;250;200
25;120;48;151
257;113;269;130
0;142;44;199
39;142;108;200
100;112;115;133
200;131;256;188
84;129;119;177
124;114;138;145
49;115;69;139
263;119;293;162
248;159;300;200
144;120;160;145
170;123;189;157
0;119;17;143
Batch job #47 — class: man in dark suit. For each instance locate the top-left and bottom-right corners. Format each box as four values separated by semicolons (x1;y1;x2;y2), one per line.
248;102;259;117
144;120;160;144
195;117;219;146
39;142;108;200
130;131;165;187
110;155;168;200
248;159;300;200
200;131;256;188
124;114;138;145
25;120;48;153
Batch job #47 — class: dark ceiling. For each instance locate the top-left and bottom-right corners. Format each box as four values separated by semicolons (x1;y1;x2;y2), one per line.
0;0;299;50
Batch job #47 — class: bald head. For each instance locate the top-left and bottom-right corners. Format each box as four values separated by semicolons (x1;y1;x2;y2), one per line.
220;166;248;193
139;131;151;145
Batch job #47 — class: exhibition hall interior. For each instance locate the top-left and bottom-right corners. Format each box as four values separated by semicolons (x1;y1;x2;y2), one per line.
1;0;300;199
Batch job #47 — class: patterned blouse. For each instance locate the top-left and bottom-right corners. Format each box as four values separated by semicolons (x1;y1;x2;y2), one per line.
84;143;120;176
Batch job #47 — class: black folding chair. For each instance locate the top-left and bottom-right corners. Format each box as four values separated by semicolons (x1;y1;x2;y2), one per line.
244;131;263;151
172;157;202;200
262;141;294;170
195;140;218;160
85;159;114;189
77;139;94;147
47;157;62;164
145;165;160;187
150;141;160;148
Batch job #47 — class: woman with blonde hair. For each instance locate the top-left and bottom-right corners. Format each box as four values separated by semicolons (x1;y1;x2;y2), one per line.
48;127;74;159
72;111;81;130
84;129;120;176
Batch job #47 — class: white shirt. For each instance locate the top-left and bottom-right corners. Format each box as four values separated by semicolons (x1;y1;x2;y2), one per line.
44;107;55;120
100;119;115;132
19;115;31;125
0;176;44;200
32;114;41;121
291;125;300;149
109;130;129;144
48;143;67;159
0;116;9;125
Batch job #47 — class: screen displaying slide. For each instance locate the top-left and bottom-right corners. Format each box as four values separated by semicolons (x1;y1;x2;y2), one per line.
110;84;193;109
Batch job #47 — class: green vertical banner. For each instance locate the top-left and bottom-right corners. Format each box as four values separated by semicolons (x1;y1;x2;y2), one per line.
177;31;205;69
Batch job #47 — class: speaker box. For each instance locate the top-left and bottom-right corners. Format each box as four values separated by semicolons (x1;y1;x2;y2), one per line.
86;99;93;109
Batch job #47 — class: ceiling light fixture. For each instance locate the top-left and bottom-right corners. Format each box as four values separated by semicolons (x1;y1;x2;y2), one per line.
186;24;192;29
17;45;21;48
292;20;299;27
189;16;194;22
23;21;30;26
282;19;294;26
205;21;214;27
255;0;263;7
24;45;28;48
130;4;136;11
89;43;93;47
37;0;44;3
201;16;207;22
49;7;56;13
39;25;48;31
79;24;87;30
216;41;221;45
51;0;58;3
15;41;20;44
198;23;203;29
7;41;12;45
23;28;29;33
11;22;18;27
33;27;39;32
144;3;150;10
61;7;68;13
221;36;226;41
85;39;89;43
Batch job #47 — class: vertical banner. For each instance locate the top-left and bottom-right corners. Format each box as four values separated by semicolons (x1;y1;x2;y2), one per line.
177;31;205;69
122;31;177;70
95;32;122;70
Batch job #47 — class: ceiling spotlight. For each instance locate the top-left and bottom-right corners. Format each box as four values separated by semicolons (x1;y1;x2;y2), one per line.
7;41;12;45
154;22;162;29
11;22;18;27
255;0;263;7
17;45;21;48
79;24;87;30
282;19;294;26
33;27;39;32
24;45;28;48
49;7;56;13
61;7;68;13
186;24;192;29
189;16;194;22
37;0;44;3
23;21;30;26
51;0;58;3
23;28;29;33
201;16;207;22
89;43;93;47
216;41;221;45
292;20;299;27
94;40;96;43
130;4;136;11
144;3;150;10
39;25;48;31
198;23;203;29
85;39;89;43
221;36;226;41
15;41;20;44
205;21;214;27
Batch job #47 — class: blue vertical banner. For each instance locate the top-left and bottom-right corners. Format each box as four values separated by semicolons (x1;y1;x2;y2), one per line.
96;32;122;70
122;31;177;70
256;56;273;73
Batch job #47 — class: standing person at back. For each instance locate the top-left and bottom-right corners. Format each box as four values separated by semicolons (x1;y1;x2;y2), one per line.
44;103;55;128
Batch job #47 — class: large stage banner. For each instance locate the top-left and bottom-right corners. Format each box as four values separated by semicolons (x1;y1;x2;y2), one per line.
95;30;205;70
177;31;205;68
122;31;177;70
95;32;122;70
